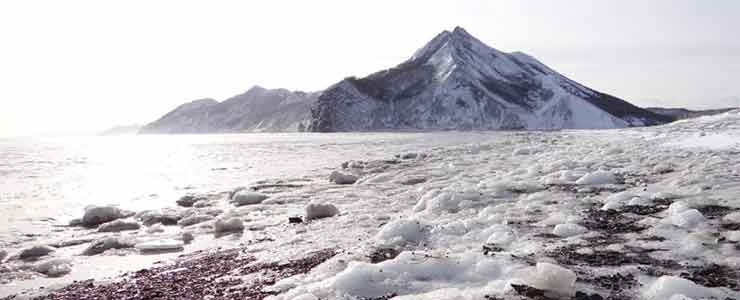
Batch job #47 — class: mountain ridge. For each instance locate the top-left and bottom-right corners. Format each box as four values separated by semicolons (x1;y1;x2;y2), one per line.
141;27;671;134
308;27;671;132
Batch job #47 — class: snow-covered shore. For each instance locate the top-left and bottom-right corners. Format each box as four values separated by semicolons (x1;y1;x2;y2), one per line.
1;110;739;300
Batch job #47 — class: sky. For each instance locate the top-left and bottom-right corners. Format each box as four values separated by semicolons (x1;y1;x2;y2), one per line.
1;0;739;137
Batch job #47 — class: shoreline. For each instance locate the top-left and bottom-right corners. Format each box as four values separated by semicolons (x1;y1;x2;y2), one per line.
2;113;740;299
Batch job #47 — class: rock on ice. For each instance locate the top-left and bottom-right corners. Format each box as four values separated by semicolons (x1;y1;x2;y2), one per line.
527;262;576;297
552;223;588;237
575;170;617;185
214;217;244;233
135;239;184;252
19;245;56;260
82;206;126;226
329;171;357;185
305;202;339;221
98;219;141;232
231;190;269;206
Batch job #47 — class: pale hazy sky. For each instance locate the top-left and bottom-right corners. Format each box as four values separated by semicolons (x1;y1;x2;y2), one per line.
1;0;739;137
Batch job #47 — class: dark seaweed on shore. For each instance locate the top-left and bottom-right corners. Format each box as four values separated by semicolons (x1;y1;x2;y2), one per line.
4;248;336;300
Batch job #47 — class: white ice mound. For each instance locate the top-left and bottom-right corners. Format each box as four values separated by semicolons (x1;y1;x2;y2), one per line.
33;259;72;277
98;219;141;232
305;202;339;221
135;239;184;252
485;224;516;245
329;171;358;185
527;262;576;298
375;219;425;246
575;170;616;185
670;209;705;228
643;276;725;300
214;217;244;233
82;205;125;226
723;211;740;223
552;223;587;237
19;245;56;260
231;190;269;206
83;237;135;255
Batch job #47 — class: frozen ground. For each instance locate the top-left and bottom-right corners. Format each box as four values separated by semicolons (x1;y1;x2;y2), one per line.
1;110;739;300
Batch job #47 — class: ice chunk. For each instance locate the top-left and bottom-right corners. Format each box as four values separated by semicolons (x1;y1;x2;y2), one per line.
135;239;184;252
19;245;56;260
146;224;165;234
214;217;244;233
305;202;339;221
643;276;723;300
33;259;72;277
576;170;616;185
527;262;576;297
671;209;705;228
231;191;269;206
668;201;690;216
552;223;587;237
98;219;141;232
177;214;214;227
176;194;205;207
291;294;318;300
375;219;425;246
82;206;125;226
723;211;740;223
485;224;516;245
83;237;135;255
329;171;357;185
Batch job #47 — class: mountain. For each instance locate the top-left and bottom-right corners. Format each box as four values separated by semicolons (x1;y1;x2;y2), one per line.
646;107;736;121
308;27;671;132
100;124;142;135
139;86;320;134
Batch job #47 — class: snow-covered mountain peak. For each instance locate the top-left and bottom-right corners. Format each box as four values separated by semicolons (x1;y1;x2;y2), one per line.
309;27;672;132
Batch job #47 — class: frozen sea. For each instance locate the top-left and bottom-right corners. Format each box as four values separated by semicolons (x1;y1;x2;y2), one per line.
2;111;740;299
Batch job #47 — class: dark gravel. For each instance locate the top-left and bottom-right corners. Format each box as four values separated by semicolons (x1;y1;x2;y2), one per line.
3;248;336;300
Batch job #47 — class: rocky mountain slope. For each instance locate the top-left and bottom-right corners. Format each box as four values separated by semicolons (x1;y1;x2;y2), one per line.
308;27;671;132
139;86;320;134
